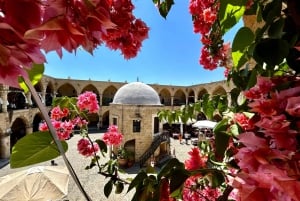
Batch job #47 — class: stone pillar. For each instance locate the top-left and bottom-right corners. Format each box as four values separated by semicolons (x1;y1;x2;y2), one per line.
26;125;33;134
0;129;12;158
171;96;174;106
99;94;103;106
0;91;8;113
26;92;32;107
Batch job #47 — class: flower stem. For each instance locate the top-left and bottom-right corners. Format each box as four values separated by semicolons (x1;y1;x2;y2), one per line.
23;76;92;201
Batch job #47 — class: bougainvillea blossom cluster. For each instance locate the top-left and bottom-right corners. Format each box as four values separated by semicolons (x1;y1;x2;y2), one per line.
77;138;100;157
102;125;123;146
181;147;221;201
39;91;99;142
232;76;300;201
189;0;230;71
0;0;149;88
77;91;99;113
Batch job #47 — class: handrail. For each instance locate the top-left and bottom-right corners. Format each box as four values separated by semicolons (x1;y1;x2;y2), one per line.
138;131;170;167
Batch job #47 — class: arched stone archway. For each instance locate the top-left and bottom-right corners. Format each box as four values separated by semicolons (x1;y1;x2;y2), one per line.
7;87;26;110
57;83;77;97
45;83;54;106
102;111;110;129
32;113;43;132
188;90;195;104
173;89;186;106
159;88;171;106
197;89;208;101
212;86;227;96
102;86;117;106
10;118;27;151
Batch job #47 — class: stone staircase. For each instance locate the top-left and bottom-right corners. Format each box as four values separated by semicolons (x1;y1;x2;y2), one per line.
138;131;170;167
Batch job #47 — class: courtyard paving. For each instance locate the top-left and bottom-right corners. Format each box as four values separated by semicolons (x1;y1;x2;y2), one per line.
0;133;194;201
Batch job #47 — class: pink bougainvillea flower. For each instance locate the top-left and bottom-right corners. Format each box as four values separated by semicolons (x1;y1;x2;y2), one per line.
50;106;69;120
234;113;255;131
286;96;300;117
183;175;221;201
39;121;48;131
102;125;123;146
77;91;99;113
77;138;99;157
184;147;207;170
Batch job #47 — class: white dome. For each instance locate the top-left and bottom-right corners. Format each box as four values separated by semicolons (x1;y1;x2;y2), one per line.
112;82;161;105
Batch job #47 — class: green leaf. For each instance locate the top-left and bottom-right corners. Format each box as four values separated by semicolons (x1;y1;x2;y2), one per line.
219;0;247;34
157;158;182;180
253;38;290;66
232;27;255;69
156;0;174;19
95;139;107;154
246;68;257;90
128;171;148;193
169;168;189;193
10;131;68;168
214;131;230;160
262;0;282;23
115;182;124;194
268;17;284;38
18;63;44;93
230;124;240;137
104;180;113;198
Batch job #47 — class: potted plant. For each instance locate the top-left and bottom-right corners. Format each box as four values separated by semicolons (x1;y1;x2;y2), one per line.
117;147;128;167
127;151;135;168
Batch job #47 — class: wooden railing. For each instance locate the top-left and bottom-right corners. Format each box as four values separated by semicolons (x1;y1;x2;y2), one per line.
138;131;170;167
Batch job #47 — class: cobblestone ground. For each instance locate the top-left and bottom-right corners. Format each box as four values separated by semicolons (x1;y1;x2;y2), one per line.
0;133;194;201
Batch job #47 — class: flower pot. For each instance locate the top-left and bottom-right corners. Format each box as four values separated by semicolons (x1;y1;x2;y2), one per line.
117;158;128;167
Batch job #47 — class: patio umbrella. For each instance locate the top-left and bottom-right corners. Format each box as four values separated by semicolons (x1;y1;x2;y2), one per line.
192;120;217;129
0;165;69;201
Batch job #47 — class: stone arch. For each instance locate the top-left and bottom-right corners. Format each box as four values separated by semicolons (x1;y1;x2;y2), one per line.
81;84;99;94
7;87;26;110
31;82;44;107
32;113;43;132
102;85;117;106
124;139;135;160
197;88;209;101
188;89;195;104
102;110;110;129
57;83;77;97
173;89;186;106
212;85;227;96
159;88;171;106
213;114;222;122
45;82;54;106
10;117;27;150
197;112;207;120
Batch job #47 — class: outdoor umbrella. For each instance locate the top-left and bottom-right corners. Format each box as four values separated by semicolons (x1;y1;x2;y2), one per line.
192;120;217;129
0;165;69;201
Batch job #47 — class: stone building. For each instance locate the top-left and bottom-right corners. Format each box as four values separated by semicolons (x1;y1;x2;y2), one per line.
109;82;167;164
0;75;233;161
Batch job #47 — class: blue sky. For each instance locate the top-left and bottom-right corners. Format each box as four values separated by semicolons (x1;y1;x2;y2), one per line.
44;0;242;86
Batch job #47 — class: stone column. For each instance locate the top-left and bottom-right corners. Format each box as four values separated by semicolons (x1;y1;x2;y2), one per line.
99;93;103;106
0;128;12;158
1;86;9;113
26;92;32;107
26;125;33;135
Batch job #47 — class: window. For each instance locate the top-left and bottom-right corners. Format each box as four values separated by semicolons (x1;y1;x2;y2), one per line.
113;117;117;125
154;117;159;133
133;120;141;132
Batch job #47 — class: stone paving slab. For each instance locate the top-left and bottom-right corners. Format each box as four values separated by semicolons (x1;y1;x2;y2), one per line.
0;133;193;201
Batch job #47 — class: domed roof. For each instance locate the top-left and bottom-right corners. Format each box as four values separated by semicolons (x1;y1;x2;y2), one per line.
112;82;161;105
